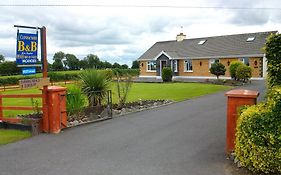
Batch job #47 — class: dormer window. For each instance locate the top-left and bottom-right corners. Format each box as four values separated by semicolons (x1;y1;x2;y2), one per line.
198;40;206;45
247;37;255;42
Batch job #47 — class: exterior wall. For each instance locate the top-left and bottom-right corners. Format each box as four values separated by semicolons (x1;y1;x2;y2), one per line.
249;57;262;77
139;61;157;76
178;57;263;78
139;57;263;78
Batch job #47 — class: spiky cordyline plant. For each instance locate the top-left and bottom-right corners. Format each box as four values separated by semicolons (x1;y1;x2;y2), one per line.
80;69;111;107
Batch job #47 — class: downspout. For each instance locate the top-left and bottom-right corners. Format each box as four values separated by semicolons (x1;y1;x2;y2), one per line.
262;54;267;78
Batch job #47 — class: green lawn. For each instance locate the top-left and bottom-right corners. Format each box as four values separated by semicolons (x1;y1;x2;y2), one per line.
0;129;31;145
1;82;231;117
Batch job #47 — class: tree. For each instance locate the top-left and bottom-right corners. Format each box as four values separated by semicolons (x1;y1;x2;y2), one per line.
86;54;100;68
236;64;252;82
209;62;226;80
53;51;65;61
0;54;5;63
52;51;65;71
0;61;20;75
65;54;79;70
52;59;64;71
229;61;244;80
79;59;88;70
103;61;112;68
131;60;139;69
121;64;129;69
112;62;121;69
265;33;281;87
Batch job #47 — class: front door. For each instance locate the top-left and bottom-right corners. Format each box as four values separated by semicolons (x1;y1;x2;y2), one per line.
160;60;167;76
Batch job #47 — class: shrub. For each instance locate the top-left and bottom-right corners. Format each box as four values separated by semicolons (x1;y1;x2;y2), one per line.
236;65;252;82
162;67;172;82
209;62;226;79
80;69;111;107
115;72;133;108
229;61;244;80
66;86;86;116
235;87;281;173
265;33;281;87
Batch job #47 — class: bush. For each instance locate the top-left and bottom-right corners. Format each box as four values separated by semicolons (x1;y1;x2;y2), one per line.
80;69;111;107
229;61;244;80
162;67;172;82
236;65;252;82
265;33;281;87
235;87;281;173
66;87;86;116
209;62;226;79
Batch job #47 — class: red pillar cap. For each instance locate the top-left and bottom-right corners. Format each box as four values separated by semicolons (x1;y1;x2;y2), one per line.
225;89;259;98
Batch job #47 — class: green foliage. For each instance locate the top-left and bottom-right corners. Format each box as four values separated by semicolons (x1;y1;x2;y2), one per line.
235;87;281;173
66;86;86;116
52;59;64;71
64;54;80;70
0;75;37;86
131;60;139;69
0;129;31;145
162;67;172;82
229;61;244;80
236;64;252;82
265;33;281;87
0;54;5;63
48;72;79;82
209;62;226;79
80;69;111;107
112;68;139;77
0;61;20;76
115;72;133;108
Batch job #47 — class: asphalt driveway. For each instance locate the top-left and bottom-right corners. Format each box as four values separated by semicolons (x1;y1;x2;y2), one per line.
0;81;266;175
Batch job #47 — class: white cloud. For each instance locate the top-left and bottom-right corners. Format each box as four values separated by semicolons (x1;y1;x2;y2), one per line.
0;0;280;66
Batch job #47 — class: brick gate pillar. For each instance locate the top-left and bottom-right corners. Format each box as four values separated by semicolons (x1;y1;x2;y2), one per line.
225;89;259;154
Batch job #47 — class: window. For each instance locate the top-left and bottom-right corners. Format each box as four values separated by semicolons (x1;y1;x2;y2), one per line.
239;58;249;66
247;37;255;42
209;58;219;68
198;40;206;45
147;61;156;71
184;59;193;72
173;60;178;72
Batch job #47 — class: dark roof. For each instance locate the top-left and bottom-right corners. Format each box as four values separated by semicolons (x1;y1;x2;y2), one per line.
138;31;277;60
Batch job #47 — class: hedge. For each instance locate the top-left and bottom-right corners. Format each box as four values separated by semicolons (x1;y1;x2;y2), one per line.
0;69;140;86
235;87;281;173
162;67;172;82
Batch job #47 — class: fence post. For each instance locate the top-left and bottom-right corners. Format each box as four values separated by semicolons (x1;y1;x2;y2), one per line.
0;95;3;120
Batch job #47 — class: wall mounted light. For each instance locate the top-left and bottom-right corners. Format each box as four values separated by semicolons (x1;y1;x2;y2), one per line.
254;60;257;66
227;61;230;66
200;61;202;66
141;63;144;67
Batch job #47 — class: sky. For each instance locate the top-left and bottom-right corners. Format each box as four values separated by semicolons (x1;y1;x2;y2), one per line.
0;0;280;67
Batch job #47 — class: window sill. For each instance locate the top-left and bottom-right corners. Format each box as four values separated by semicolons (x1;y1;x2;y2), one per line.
146;70;156;72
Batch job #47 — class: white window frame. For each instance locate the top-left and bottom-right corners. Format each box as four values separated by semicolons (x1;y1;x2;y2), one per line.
239;58;249;66
209;58;219;68
184;59;193;72
147;61;156;72
173;60;178;72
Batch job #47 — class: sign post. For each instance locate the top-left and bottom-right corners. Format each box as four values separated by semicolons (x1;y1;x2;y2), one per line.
14;25;49;132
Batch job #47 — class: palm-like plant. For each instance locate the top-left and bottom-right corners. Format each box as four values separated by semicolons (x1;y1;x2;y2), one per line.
80;69;111;107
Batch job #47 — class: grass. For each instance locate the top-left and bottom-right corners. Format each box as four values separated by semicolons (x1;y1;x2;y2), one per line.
0;129;31;145
0;82;231;117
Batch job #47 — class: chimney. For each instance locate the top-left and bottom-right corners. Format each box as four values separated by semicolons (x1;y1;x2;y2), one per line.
176;32;186;42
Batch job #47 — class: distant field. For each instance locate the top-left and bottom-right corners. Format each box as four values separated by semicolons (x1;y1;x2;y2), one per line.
1;82;231;117
0;70;81;79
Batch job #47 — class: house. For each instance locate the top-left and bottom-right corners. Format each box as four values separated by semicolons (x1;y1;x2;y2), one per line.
137;31;277;81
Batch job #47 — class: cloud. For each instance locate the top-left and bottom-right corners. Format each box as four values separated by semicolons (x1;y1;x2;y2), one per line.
0;0;280;66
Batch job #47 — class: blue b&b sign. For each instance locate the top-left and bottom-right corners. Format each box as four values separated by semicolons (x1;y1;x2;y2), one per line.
16;32;38;65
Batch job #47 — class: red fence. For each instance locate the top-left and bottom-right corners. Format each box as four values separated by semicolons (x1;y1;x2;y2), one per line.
0;94;42;123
